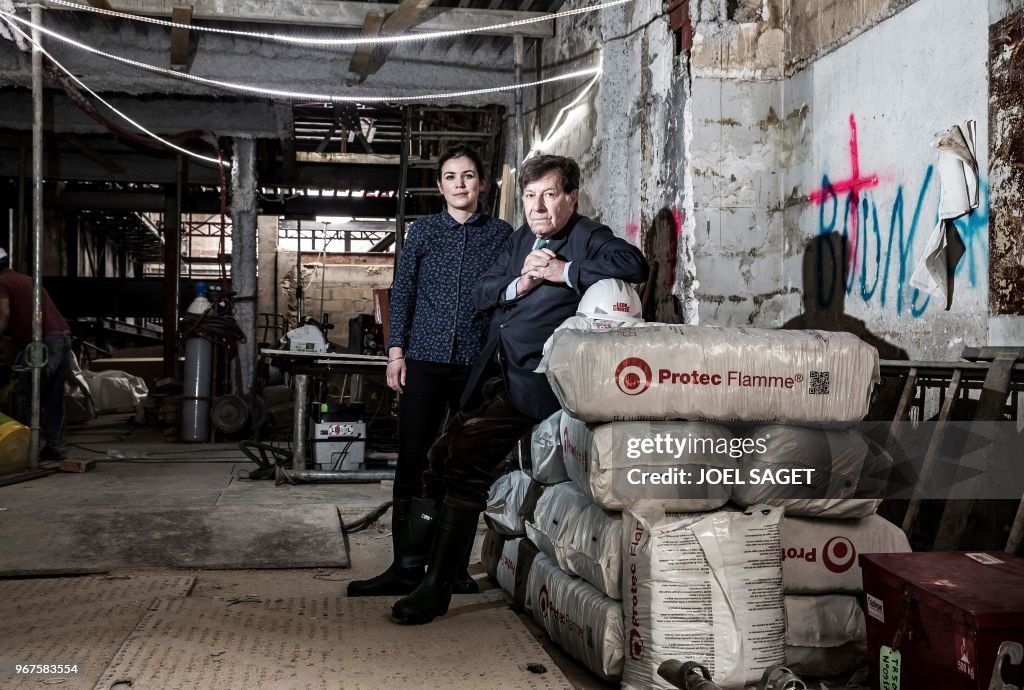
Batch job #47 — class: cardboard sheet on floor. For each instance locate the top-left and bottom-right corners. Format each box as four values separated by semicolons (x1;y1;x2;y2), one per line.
95;591;571;689
0;574;195;690
0;504;350;575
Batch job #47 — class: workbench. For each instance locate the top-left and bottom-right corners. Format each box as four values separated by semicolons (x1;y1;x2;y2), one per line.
259;349;388;470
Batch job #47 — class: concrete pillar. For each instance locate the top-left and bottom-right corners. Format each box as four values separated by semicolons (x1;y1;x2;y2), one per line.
162;178;181;379
256;215;279;343
230;137;258;396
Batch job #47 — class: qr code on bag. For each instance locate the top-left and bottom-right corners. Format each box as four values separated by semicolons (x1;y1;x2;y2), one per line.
809;371;830;395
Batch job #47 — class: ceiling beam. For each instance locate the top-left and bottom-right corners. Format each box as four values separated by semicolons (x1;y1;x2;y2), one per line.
46;0;555;38
169;4;194;72
347;0;436;85
347;10;388;86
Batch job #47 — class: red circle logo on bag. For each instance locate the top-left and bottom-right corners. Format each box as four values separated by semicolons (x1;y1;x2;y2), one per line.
822;536;857;573
615;357;653;396
538;584;550;617
629;629;645;660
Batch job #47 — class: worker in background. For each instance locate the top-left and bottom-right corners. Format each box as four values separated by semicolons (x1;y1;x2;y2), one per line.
347;145;513;597
0;248;73;462
390;154;650;624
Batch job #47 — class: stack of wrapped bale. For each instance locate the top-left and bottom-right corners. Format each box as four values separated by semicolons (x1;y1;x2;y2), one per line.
539;323;889;687
480;411;577;612
730;427;911;677
481;469;532;604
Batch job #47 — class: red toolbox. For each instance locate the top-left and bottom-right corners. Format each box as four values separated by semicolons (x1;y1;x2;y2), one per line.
860;551;1024;690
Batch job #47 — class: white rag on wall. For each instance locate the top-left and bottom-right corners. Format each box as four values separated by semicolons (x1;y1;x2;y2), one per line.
910;120;979;304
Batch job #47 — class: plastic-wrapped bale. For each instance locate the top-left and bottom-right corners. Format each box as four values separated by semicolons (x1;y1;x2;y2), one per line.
481;527;506;583
515;538;542;613
527;553;625;682
542;326;880;424
781;514;910;594
623;506;786;689
526;482;591;569
485;470;532;536
785;595;867;677
495;537;522;599
565;503;623;600
561;416;734;512
524;410;569;484
732;425;893;518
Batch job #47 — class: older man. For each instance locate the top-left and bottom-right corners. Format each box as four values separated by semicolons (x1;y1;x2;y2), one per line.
390;154;649;625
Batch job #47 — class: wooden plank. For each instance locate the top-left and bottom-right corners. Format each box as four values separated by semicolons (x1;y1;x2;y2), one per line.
296;151;400;165
901;368;962;538
932;348;1023;550
169;4;193;71
346;10;389;86
59;458;98;473
348;0;437;84
48;0;555;37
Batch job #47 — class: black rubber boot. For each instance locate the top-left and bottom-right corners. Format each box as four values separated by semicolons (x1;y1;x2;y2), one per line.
347;498;422;597
450;528;480;595
395;497;438;569
391;503;480;625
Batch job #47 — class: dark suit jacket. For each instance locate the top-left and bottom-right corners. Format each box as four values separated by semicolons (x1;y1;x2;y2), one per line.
463;213;650;419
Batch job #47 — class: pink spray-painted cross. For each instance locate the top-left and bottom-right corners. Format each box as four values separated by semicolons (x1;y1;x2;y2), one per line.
808;114;880;274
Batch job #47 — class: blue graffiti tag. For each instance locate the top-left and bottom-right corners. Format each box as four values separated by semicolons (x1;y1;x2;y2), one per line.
816;166;988;317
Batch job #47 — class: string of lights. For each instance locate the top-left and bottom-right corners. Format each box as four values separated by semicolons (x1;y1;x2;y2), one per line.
0;10;602;103
0;14;226;166
44;0;633;47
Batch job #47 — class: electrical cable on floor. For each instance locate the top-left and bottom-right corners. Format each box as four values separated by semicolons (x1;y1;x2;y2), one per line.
340;501;394;534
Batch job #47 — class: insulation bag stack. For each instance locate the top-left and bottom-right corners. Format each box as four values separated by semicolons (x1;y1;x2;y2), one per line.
731;424;892;519
527;553;625;682
540;325;880;424
775;514;910;676
484;469;532;537
784;594;867;677
622;506;786;689
560;416;734;512
524;410;570;485
730;426;908;677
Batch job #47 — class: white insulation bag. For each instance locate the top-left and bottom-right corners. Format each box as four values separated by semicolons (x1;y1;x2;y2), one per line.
527;553;625;681
784;594;867;677
732;425;892;518
495;537;522;599
542;325;880;424
560;416;734;512
525;482;591;569
565;503;623;600
525;410;570;484
485;470;532;536
780;514;911;593
622;506;786;689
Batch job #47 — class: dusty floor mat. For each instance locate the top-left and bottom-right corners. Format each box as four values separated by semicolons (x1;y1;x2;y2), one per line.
94;591;571;689
0;574;195;690
0;504;350;575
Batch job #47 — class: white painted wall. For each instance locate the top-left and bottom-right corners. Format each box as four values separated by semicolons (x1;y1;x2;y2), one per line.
780;0;989;359
524;0;697;321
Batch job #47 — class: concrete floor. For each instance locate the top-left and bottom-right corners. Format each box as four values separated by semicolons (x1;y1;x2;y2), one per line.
0;415;610;689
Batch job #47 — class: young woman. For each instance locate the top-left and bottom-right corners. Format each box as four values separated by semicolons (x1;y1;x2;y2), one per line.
348;145;511;597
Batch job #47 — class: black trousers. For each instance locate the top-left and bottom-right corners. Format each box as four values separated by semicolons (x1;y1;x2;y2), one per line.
423;376;539;512
394;359;471;499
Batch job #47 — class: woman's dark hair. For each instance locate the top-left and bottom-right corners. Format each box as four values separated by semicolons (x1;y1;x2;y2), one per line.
519;155;580;194
436;145;486;182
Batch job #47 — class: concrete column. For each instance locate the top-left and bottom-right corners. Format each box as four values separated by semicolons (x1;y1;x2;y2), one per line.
256;215;279;346
230;137;258;396
162;177;181;379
